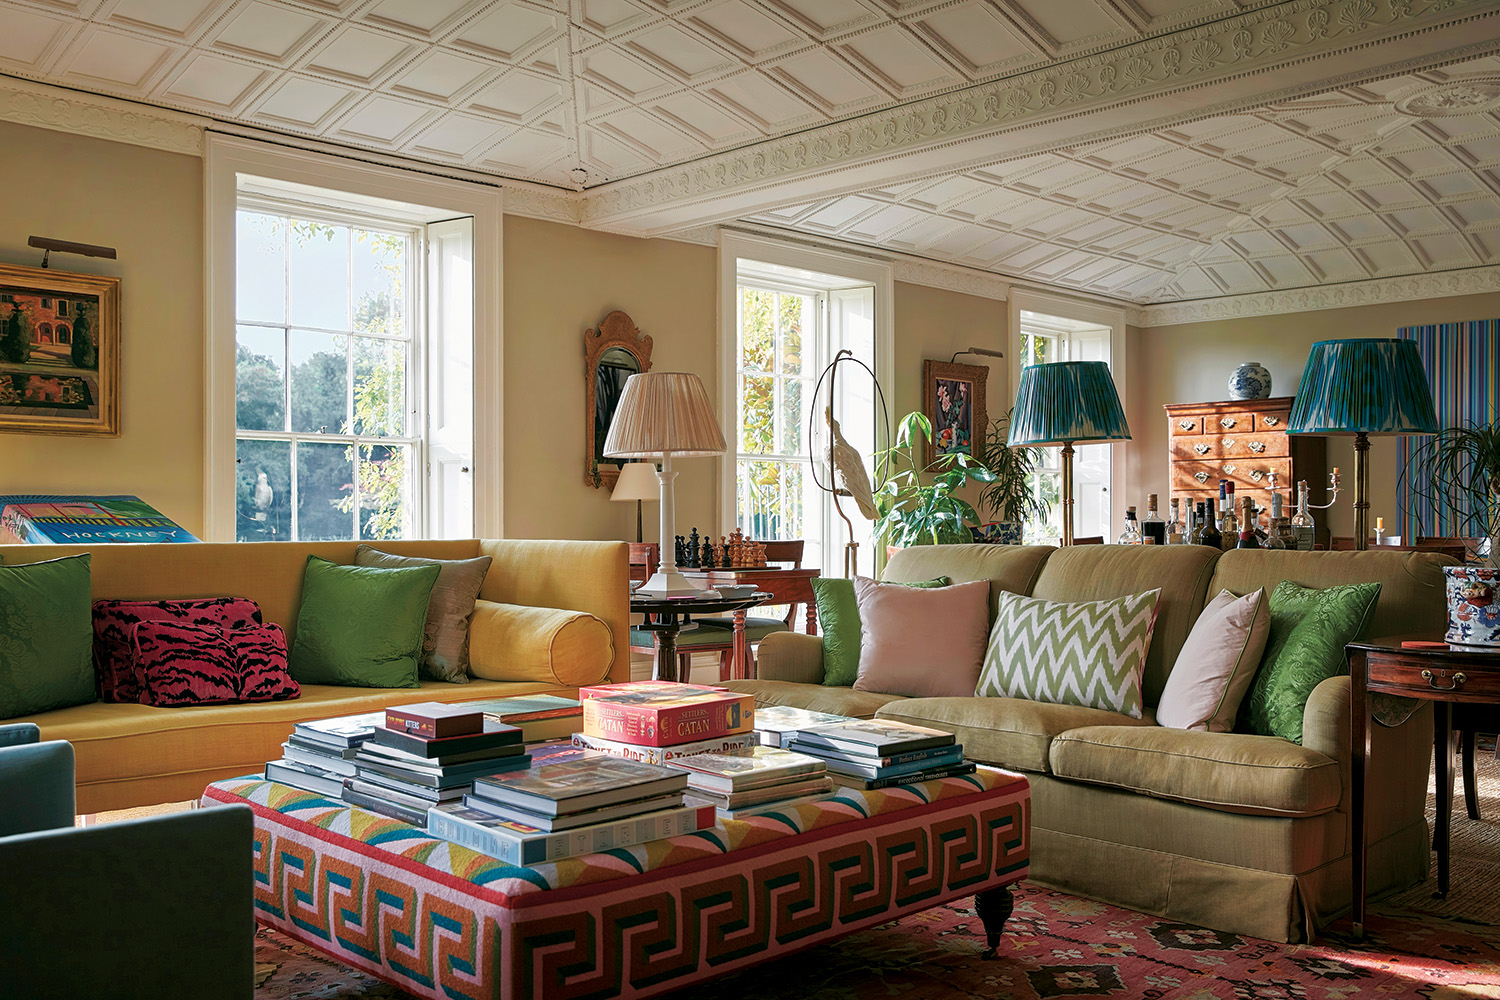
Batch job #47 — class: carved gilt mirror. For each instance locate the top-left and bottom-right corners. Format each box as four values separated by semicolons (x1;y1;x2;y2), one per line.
585;310;653;489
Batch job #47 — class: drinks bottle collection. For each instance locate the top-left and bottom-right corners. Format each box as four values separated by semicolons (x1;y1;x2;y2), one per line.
1116;481;1315;550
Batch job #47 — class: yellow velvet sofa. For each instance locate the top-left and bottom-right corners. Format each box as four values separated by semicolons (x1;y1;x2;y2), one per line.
727;545;1451;943
3;539;629;813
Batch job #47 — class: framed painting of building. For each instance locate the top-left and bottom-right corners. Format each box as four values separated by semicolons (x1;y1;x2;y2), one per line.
0;263;119;436
922;359;987;468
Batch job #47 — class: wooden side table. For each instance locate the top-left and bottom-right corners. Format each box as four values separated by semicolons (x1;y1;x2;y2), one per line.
629;592;770;682
1348;635;1500;939
681;567;821;634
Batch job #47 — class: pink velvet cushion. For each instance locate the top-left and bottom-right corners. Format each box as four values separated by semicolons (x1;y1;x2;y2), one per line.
93;597;263;703
130;621;299;707
851;577;991;697
1156;588;1269;732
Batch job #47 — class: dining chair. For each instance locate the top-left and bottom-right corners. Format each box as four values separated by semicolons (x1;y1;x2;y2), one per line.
1072;536;1104;546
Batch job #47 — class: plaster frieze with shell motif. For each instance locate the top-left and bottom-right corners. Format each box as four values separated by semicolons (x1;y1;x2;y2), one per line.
0;78;204;156
580;0;1496;228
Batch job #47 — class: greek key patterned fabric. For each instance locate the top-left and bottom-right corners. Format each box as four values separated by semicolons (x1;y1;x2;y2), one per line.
976;589;1161;719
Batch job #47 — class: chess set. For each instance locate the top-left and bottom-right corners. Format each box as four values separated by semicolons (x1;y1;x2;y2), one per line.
675;528;768;569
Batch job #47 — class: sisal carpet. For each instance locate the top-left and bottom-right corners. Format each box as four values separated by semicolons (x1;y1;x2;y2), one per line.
254;754;1500;999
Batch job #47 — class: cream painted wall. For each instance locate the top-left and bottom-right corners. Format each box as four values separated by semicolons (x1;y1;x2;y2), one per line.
1131;291;1500;539
0;121;204;534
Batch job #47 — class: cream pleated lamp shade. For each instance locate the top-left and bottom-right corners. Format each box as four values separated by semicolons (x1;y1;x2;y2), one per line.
603;372;726;459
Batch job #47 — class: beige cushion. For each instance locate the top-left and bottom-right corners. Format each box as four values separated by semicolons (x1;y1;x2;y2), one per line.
1049;725;1341;817
467;601;613;686
875;696;1150;773
852;578;990;697
354;545;492;683
719;680;904;719
1157;588;1269;732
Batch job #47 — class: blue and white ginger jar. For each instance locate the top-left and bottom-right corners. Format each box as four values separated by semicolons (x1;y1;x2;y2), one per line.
1228;362;1272;401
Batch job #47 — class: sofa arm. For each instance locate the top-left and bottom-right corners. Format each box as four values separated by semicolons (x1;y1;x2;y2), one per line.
755;632;827;685
0;740;75;837
0;723;40;747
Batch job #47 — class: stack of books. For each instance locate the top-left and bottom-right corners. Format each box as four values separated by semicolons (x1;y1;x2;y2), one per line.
455;694;583;744
666;746;835;818
785;719;974;790
752;705;855;747
570;681;757;763
428;744;711;865
344;703;529;824
266;711;385;797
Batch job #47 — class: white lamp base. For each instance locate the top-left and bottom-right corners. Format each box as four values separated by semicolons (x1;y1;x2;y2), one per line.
634;568;714;599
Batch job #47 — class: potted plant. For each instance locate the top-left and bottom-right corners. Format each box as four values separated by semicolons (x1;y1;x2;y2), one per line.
1405;422;1500;646
874;411;995;552
979;409;1052;544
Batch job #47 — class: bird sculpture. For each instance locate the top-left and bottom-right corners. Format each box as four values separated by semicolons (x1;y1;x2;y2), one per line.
253;472;274;522
828;407;878;520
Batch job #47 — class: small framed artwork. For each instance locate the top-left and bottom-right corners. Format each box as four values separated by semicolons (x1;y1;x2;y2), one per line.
922;359;987;468
0;263;119;436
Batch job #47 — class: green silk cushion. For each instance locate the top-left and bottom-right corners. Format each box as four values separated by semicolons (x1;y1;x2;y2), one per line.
0;554;95;720
976;589;1161;719
289;556;440;689
1240;579;1380;744
814;575;950;687
354;545;492;684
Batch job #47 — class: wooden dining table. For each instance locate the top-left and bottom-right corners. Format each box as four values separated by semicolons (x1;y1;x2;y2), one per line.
680;566;821;635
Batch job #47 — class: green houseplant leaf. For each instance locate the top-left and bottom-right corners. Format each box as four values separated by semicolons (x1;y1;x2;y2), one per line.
874;411;997;547
1402;421;1500;567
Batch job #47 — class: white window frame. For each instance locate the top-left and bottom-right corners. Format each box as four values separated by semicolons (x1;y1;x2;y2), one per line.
204;134;503;542
718;231;894;573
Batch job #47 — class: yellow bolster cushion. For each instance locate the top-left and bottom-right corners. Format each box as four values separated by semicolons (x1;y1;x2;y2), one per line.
467;601;614;686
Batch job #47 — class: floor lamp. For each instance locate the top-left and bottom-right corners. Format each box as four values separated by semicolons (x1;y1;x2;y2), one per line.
610;461;660;543
1287;339;1437;550
603;371;726;597
1007;361;1131;547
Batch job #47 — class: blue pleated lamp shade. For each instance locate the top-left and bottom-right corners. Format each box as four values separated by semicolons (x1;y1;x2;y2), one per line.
1007;361;1132;447
1287;339;1438;436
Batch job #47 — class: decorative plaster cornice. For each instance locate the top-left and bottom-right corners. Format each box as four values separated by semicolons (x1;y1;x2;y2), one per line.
0;76;205;156
892;259;1010;302
1138;265;1500;326
502;186;581;226
580;0;1497;230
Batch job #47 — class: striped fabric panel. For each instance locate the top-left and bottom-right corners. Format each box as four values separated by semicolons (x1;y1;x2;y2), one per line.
1397;322;1499;540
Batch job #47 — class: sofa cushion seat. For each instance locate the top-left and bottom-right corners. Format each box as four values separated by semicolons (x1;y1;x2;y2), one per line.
1049;725;1341;817
875;697;1150;773
720;680;905;719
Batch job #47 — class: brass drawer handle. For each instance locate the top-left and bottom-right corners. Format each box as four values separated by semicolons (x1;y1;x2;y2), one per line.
1194;443;1211;455
1263;416;1280;427
1223;464;1237;474
1249;441;1266;453
1178;419;1196;431
1194;471;1210;483
1249;470;1264;482
1221;417;1237;428
1421;669;1467;691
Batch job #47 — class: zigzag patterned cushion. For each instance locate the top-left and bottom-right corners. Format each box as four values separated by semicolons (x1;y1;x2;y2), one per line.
93;597;263;703
976;589;1161;719
131;620;299;707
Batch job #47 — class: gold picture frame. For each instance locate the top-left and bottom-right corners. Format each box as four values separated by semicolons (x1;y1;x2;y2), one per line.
922;359;987;469
0;263;119;436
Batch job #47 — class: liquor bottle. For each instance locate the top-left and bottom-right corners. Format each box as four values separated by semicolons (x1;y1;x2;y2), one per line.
1189;501;1205;545
1167;498;1185;545
1142;494;1166;546
1274;516;1298;550
1290;480;1316;551
1117;506;1142;545
1200;498;1223;549
1219;485;1238;552
1236;496;1260;548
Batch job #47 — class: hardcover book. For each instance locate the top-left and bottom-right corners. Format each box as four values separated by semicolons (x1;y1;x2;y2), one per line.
666;746;825;792
385;702;485;739
470;756;687;816
281;743;358;777
341;784;429;826
352;770;468;803
358;740;526;769
457;694;583;723
363;720;523;758
291;712;386;749
753;706;857;747
264;759;345;798
716;790;839;819
355;752;530;789
814;746;965;781
581;689;753;748
780;740;962;770
459;791;686;832
0;494;199;544
570;730;756;764
576;680;725;701
826;760;976;790
345;776;457;812
684;775;835;810
793;719;955;756
427;800;715;867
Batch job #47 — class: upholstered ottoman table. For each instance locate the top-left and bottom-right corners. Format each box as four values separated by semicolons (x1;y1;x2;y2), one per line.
203;767;1030;1000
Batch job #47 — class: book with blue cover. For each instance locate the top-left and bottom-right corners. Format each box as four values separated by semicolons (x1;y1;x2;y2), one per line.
0;494;198;544
784;741;964;780
428;799;715;866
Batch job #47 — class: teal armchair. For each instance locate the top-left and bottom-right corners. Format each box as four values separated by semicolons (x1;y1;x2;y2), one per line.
0;724;256;998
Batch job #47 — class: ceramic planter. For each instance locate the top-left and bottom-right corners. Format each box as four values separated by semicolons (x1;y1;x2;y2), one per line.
1444;565;1500;647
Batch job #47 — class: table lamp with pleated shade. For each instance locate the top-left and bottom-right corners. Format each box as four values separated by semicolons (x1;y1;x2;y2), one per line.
1007;361;1131;546
604;372;727;596
610;461;660;543
1287;338;1437;550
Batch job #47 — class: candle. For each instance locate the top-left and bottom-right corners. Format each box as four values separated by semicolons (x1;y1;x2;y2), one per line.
1376;517;1384;531
1333;467;1340;476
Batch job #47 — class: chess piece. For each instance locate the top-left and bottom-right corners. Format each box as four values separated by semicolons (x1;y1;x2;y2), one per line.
721;537;731;569
754;540;766;567
675;535;686;567
702;537;715;568
687;528;700;568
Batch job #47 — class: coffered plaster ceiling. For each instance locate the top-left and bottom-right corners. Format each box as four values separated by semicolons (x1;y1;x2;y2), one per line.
2;0;1500;309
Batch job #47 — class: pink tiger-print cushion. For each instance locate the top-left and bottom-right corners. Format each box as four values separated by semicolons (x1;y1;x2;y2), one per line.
92;598;263;703
130;621;299;707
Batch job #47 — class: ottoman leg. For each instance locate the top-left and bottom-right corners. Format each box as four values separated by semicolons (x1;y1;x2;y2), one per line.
975;885;1014;959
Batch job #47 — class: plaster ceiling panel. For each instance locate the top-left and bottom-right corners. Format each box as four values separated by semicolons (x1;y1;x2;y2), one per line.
768;48;884;113
574;0;656;38
1354;240;1420;274
0;7;71;69
1453;136;1500;166
1293;191;1368;219
210;2;326;64
706;71;817;130
843;204;930;240
925;225;1002;258
1445;199;1500;226
104;0;220;39
531;102;573;136
1325;214;1392;241
768;0;882;40
332;94;434;145
405;114;505;159
801;196;884;229
1272;222;1340;251
579;81;626;117
961;232;1039;264
1003;0;1135;53
450;4;562;61
159;53;267;111
390;50;493;103
688;1;805;62
1385;206;1450;236
1080;134;1182;167
303;26;413;85
1253;255;1316;286
594;107;698;158
1023;249;1096;280
837;27;957;97
1419;116;1500;145
360;0;484;40
1128;0;1232;23
1018;206;1097;238
577;47;674;100
251;74;356;128
993;242;1069;270
913;2;1040;76
468;71;566;122
1356;183;1427;210
581;125;656;176
1223;230;1288;257
477;128;569;173
1201;259;1265;293
58;27;173;91
1301;247;1368;282
905;175;993;212
651;92;752;144
1093;261;1158;291
882;215;963;250
1079;222;1154;252
526;36;567;76
626;24;736;82
1164;266;1223;298
1411;233;1481;268
1418;172;1489;201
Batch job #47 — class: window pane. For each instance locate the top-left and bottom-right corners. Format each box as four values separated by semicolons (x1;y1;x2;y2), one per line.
353;230;404;336
288;221;349;331
235;438;290;542
236;326;285;432
740;287;774;371
289;331;348;434
357;443;410;540
738;459;782;538
778;294;805;376
353;337;404;437
296;441;355;541
740;374;774;454
236;212;286;324
781;378;804;455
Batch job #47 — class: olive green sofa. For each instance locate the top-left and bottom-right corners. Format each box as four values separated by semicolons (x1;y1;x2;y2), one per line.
725;544;1450;943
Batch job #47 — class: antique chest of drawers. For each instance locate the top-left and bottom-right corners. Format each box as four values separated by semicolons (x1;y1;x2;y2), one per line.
1164;396;1327;544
